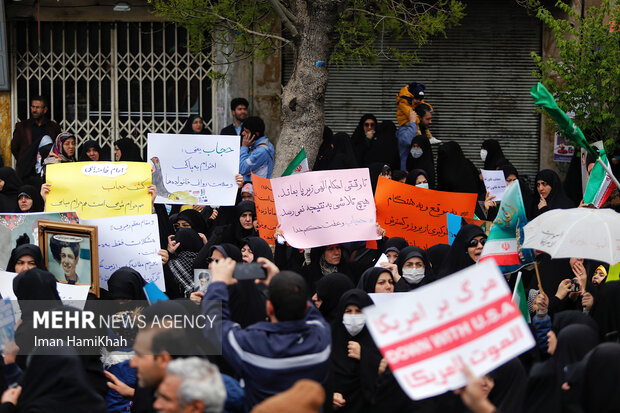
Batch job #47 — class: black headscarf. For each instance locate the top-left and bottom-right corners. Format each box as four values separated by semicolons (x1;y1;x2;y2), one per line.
406;135;436;188
78;139;107;161
180;114;208;134
13;268;61;314
482;139;508;170
313;126;334;171
394;246;431;291
591;281;620;341
351;115;399;169
329;289;382;411
426;244;450;278
242;236;274;262
18;347;107;413
383;236;408;254
582;343;620;413
436;141;481;194
6;244;45;273
174;208;208;235
532;169;575;218
551;310;599;336
314;132;357;171
359;267;393;294
438;224;486;277
14;184;44;213
0;167;23;212
315;272;355;323
107;267;147;300
488;358;527;413
173;228;203;253
114;138;143;162
302;245;352;295
405;168;429;187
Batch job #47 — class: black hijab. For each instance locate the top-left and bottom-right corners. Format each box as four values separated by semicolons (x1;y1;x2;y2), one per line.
13;268;61;315
0;167;23;212
114;138;143;162
551;310;599;336
329;289;381;411
315;272;355;323
242;236;274;262
78;139;107;161
351;114;399;169
488;358;527;413
532;169;575;218
107;267;147;300
6;244;46;273
14;184;44;212
405;168;429;186
383;236;408;254
582;343;620;413
591;281;620;341
18;347;107;413
180;114;207;134
426;244;450;278
313;126;334;171
438;224;486;277
482;139;508;170
394;246;431;291
315;132;357;171
174;208;208;235
406;135;435;188
173;228;203;253
359;267;393;294
436;141;481;194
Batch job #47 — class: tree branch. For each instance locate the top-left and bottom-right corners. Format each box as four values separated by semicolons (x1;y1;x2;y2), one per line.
267;0;299;37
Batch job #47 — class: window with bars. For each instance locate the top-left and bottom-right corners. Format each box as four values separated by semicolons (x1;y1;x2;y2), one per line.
11;21;212;159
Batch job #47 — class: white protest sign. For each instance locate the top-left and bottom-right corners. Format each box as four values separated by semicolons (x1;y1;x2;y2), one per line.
374;254;389;268
481;170;507;201
270;168;379;249
369;292;408;305
363;261;534;400
81;214;165;291
56;283;91;310
147;133;240;206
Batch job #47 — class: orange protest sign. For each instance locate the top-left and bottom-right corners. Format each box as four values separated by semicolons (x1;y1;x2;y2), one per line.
252;174;278;245
375;177;477;249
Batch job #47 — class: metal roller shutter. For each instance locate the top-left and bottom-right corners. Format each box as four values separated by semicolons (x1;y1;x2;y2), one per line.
283;0;541;180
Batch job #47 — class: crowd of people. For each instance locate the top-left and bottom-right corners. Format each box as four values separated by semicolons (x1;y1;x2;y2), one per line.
0;88;618;413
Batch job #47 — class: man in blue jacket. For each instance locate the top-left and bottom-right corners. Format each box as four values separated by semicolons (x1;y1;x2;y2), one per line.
202;257;331;412
239;116;274;181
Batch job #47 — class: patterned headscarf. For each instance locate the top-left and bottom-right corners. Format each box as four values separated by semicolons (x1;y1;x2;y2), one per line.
50;132;77;162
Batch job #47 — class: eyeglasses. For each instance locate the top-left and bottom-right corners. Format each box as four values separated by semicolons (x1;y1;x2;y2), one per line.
468;238;487;247
364;122;375;128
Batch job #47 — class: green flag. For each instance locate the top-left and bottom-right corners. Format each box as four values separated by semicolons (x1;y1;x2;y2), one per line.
281;147;309;176
512;272;531;323
529;83;598;158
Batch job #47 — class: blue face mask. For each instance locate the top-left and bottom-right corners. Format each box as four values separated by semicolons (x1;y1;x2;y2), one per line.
416;183;429;189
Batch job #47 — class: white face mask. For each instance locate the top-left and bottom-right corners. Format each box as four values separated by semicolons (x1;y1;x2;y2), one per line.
410;148;423;159
342;313;366;336
402;268;425;284
480;149;488;161
416;182;429;189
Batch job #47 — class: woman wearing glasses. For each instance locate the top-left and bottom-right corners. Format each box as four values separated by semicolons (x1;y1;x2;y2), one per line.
437;224;487;278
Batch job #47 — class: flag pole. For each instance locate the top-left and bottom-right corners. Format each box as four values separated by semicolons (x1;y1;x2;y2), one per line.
534;261;544;295
596;157;620;189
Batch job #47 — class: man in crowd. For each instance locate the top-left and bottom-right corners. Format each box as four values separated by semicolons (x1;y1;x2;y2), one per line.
11;95;61;183
153;357;226;413
396;103;434;170
202;258;331;411
239;116;274;181
220;97;249;137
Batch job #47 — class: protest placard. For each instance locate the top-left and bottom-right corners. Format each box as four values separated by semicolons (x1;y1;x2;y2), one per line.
147;133;239;206
56;283;91;310
481;170;507;201
252;174;278;245
46;162;151;220
363;261;534;400
375;177;477;249
271;168;379;249
0;211;79;270
81;214;165;291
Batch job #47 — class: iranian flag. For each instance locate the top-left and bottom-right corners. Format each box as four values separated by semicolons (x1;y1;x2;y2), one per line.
512;272;531;323
281;147;309;176
583;149;617;208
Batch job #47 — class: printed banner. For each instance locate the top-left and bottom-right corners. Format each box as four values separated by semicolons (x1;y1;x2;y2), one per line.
81;214;165;291
147;133;239;206
375;177;477;249
46;162;151;220
364;261;535;400
252;174;278;245
271;168;379;249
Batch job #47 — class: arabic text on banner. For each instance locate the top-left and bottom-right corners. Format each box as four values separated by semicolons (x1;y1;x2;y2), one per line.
363;261;534;400
46;162;152;220
270;168;379;249
81;214;165;291
147;133;239;206
252;174;278;245
375;177;477;249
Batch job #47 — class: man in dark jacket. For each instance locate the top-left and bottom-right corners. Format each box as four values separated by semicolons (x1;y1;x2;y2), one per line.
202;258;331;411
11;95;61;183
220;97;248;137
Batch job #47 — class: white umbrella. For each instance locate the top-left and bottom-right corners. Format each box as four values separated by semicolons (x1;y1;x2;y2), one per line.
523;208;620;264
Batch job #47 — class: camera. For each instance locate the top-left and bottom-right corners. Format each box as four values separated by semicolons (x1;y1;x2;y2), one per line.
570;279;580;292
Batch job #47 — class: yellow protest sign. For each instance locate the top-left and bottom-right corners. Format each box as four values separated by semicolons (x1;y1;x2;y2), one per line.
46;162;152;219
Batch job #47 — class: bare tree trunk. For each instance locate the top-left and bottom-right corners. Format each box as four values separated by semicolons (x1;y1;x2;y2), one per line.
273;0;344;176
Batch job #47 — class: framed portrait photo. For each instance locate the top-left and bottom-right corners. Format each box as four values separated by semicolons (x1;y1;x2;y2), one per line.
193;269;211;293
38;220;99;297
